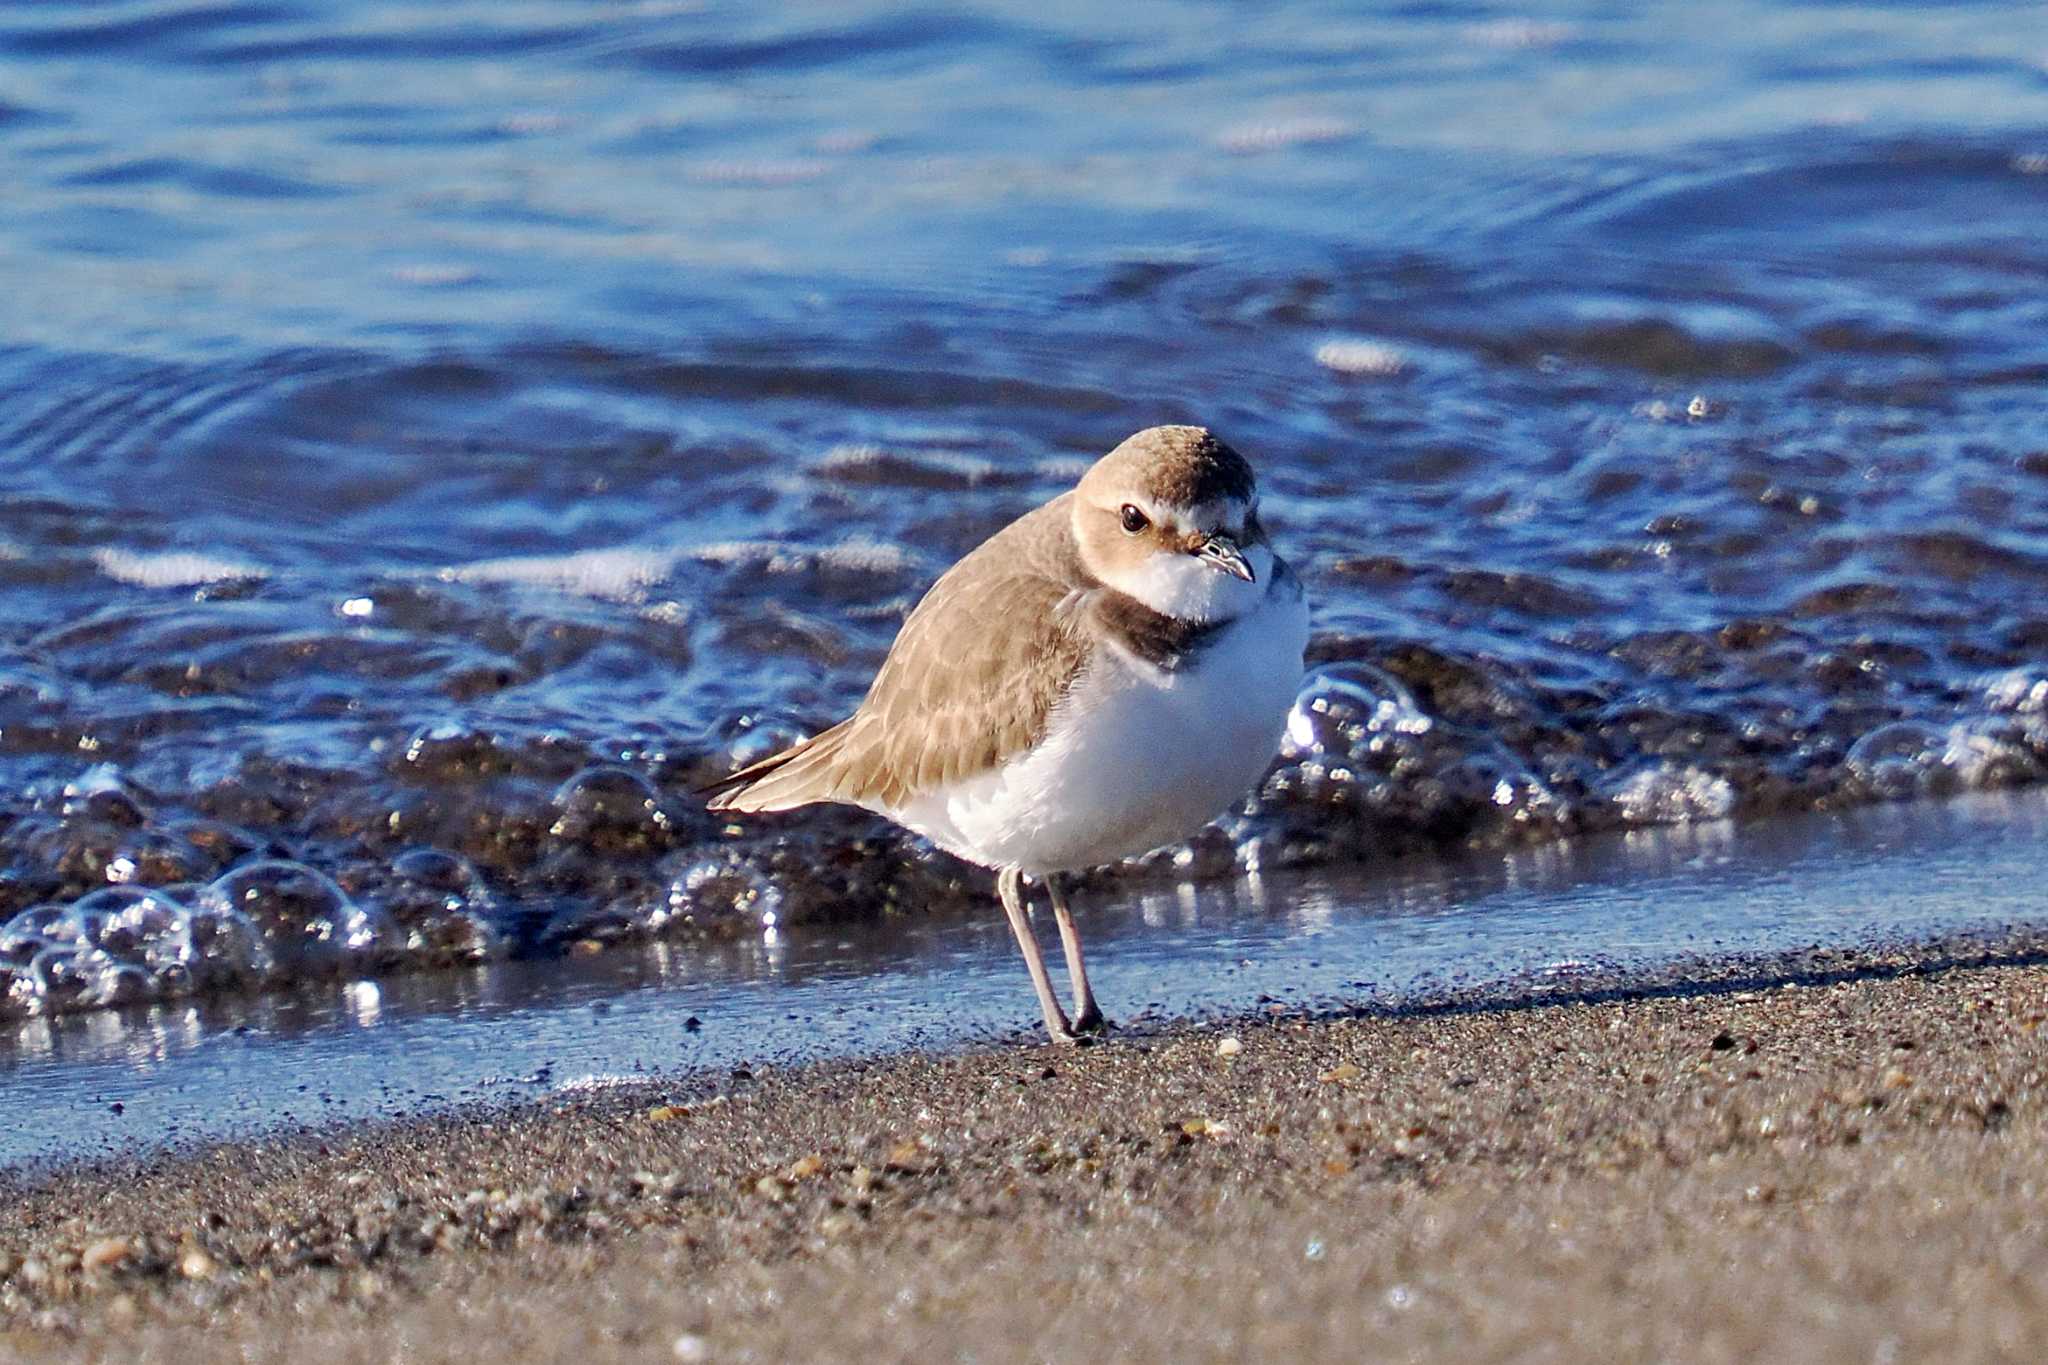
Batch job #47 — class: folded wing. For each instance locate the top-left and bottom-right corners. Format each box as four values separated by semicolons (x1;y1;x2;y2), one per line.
702;496;1092;815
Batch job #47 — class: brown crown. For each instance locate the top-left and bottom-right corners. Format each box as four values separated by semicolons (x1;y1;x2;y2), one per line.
1093;426;1256;508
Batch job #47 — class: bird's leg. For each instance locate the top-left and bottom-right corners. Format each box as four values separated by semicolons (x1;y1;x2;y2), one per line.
1045;873;1105;1035
998;867;1075;1044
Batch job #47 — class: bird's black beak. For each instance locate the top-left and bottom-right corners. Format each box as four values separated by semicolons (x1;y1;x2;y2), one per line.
1195;534;1255;583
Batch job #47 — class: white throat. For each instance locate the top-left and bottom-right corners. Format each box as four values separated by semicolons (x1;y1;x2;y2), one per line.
1100;543;1275;623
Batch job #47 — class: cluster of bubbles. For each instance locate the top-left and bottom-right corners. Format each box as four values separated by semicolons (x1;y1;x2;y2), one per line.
1836;669;2048;802
1219;661;1569;874
1215;659;2048;877
1;866;370;1017
0;770;507;1019
11;660;2048;1020
0;851;526;1019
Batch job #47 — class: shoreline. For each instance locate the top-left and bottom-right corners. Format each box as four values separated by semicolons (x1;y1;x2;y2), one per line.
15;784;2048;1174
6;919;2044;1182
4;932;2046;1361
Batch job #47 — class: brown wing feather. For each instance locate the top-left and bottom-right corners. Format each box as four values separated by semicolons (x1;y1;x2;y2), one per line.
704;495;1092;815
697;722;853;811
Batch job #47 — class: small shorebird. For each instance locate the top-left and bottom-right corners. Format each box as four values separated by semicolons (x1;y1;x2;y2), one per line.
705;426;1309;1043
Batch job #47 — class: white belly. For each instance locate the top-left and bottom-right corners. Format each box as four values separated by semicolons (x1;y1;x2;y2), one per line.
883;584;1310;874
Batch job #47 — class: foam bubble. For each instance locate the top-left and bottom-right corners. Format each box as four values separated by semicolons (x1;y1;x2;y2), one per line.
195;861;392;974
1938;719;2045;791
665;849;788;930
1845;721;1950;799
61;763;152;825
382;848;506;961
1252;663;1572;859
1837;716;2048;801
550;767;678;852
1284;664;1434;755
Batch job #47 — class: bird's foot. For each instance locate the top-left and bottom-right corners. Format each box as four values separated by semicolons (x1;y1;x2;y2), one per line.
1043;1013;1109;1047
1070;1004;1109;1037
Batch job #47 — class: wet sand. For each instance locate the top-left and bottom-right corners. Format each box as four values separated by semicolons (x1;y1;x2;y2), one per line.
4;942;2045;1363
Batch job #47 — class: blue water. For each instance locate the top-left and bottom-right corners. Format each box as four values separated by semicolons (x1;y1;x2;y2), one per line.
4;1;2048;1024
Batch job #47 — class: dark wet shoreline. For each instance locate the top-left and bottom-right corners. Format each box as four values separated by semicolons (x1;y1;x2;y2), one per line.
9;788;2048;1172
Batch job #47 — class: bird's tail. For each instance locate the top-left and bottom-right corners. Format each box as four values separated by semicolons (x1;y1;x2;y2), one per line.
699;721;853;813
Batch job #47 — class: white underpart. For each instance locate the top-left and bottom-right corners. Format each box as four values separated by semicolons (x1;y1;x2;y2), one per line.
881;561;1309;875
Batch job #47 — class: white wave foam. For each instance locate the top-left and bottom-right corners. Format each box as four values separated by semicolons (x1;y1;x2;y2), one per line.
689;158;829;186
1315;338;1409;376
1217;116;1354;154
94;547;265;588
691;538;918;576
1610;765;1737;824
1462;19;1575;49
441;547;681;601
816;442;996;485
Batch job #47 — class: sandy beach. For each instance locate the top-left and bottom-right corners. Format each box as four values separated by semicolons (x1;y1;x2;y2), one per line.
3;941;2044;1363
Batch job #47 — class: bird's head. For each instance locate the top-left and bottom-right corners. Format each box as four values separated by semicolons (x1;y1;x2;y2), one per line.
1072;425;1273;624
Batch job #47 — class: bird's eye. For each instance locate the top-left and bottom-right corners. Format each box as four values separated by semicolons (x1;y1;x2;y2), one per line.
1119;504;1149;534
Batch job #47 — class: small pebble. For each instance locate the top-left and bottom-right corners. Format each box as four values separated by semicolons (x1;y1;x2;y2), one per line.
1216;1037;1243;1058
80;1238;134;1274
673;1333;710;1362
179;1248;219;1280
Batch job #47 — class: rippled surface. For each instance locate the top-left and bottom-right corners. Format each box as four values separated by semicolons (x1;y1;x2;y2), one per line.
5;1;2048;1015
